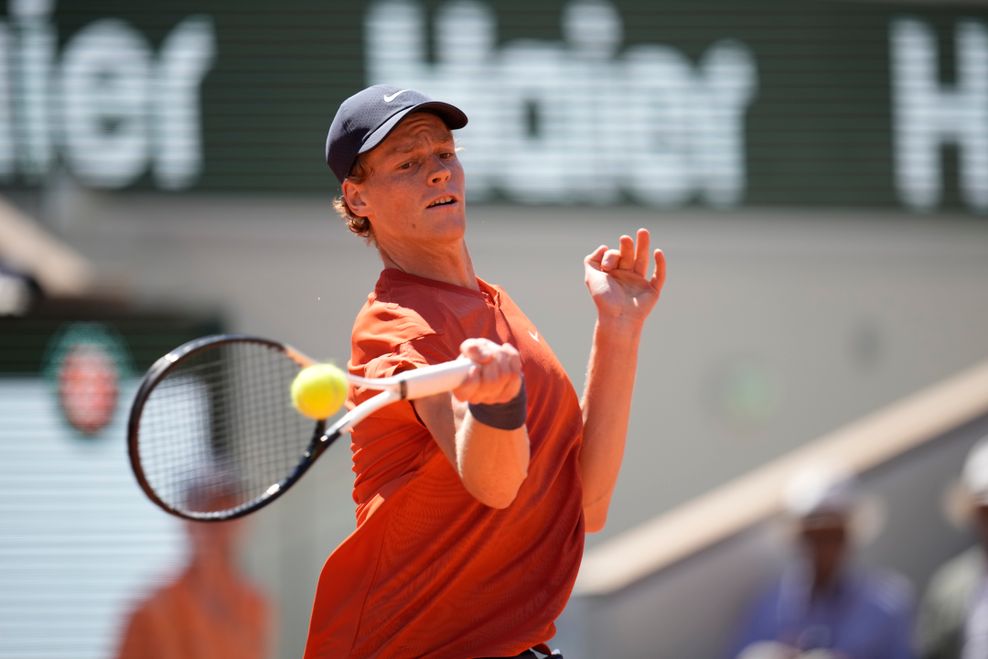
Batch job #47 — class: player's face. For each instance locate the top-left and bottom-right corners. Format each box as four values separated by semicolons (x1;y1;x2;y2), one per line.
347;113;466;249
799;516;848;585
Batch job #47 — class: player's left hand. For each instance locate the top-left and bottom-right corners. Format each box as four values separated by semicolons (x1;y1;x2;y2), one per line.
584;228;666;327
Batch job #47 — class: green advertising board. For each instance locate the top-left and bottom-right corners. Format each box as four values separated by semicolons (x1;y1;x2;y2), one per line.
1;0;986;212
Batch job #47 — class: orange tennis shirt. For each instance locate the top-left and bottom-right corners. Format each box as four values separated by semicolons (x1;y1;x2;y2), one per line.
304;269;586;658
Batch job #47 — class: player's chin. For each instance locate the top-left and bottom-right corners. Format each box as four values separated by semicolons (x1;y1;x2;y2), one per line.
425;206;467;235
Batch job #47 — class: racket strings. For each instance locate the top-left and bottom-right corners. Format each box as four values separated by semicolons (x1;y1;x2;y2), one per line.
136;342;319;517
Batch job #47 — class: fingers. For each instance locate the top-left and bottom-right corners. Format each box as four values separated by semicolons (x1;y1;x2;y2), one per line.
589;229;654;274
453;339;522;404
598;235;629;272
584;244;608;269
619;234;635;269
633;228;651;276
459;338;495;365
650;248;667;293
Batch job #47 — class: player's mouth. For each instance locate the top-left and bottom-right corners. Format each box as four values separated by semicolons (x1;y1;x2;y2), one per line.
426;195;458;209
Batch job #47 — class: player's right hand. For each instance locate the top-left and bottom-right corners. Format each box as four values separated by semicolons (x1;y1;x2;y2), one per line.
452;338;522;405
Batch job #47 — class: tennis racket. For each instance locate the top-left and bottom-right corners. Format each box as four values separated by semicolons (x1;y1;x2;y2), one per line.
127;334;472;521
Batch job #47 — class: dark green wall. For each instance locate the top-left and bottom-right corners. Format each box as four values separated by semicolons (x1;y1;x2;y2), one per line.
2;1;986;211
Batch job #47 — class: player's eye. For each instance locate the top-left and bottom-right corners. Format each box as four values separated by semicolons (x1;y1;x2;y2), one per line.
439;151;455;160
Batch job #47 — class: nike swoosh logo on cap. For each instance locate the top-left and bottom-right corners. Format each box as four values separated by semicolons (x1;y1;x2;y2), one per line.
383;90;410;103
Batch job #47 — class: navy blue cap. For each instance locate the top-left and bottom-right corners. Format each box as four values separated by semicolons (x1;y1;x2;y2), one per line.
325;84;468;184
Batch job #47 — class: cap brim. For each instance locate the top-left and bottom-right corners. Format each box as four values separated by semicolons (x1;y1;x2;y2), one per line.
359;101;469;156
781;494;885;547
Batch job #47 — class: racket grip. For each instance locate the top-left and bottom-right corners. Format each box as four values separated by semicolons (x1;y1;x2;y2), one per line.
401;357;473;399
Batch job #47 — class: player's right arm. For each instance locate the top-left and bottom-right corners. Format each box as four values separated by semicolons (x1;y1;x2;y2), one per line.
412;338;529;508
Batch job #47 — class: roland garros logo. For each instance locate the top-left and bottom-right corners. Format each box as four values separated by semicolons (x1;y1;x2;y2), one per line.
43;323;131;437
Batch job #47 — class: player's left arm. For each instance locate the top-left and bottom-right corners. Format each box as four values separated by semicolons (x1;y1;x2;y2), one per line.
580;228;666;532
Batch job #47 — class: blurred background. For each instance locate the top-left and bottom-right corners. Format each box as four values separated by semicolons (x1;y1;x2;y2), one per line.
2;0;988;657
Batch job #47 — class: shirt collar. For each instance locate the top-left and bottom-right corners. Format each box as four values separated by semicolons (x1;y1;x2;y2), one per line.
377;268;499;305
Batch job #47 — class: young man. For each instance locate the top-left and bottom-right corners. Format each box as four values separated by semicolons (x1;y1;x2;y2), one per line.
304;84;665;658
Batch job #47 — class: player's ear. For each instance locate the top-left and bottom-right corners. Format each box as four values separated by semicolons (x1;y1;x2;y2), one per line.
342;179;370;215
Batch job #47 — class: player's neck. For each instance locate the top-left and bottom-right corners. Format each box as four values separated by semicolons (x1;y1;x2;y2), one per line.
379;241;478;290
189;550;240;586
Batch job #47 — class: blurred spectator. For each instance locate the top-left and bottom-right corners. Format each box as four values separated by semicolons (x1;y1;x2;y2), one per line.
918;439;988;659
729;465;916;659
114;483;273;659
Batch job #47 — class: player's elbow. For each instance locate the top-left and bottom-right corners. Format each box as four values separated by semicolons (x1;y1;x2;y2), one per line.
473;485;520;509
463;467;527;509
583;498;609;533
584;509;607;533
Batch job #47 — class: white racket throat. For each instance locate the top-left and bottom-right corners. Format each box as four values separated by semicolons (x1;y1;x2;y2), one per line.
346;357;473;400
328;389;400;436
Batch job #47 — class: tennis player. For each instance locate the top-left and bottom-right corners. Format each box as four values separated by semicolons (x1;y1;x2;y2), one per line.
304;85;665;658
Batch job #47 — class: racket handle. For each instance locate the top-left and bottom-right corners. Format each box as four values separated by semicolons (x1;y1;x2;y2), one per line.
400;357;473;399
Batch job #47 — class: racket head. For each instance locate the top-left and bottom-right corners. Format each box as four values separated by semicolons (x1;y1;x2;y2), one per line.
127;334;339;522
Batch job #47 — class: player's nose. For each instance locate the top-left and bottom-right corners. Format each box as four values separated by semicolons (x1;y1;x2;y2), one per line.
427;157;452;185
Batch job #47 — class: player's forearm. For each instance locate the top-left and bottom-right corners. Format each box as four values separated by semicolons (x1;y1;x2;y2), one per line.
456;412;530;508
580;318;643;532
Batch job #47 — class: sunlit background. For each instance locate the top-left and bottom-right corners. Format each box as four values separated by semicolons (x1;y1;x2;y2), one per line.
2;1;988;657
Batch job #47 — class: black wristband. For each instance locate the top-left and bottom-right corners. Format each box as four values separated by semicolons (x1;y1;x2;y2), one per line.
468;381;527;430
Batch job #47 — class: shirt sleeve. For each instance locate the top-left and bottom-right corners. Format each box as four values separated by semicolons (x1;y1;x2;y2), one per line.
360;333;459;380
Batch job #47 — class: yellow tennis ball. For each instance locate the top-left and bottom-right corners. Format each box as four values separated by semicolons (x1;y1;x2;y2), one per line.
290;363;347;420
